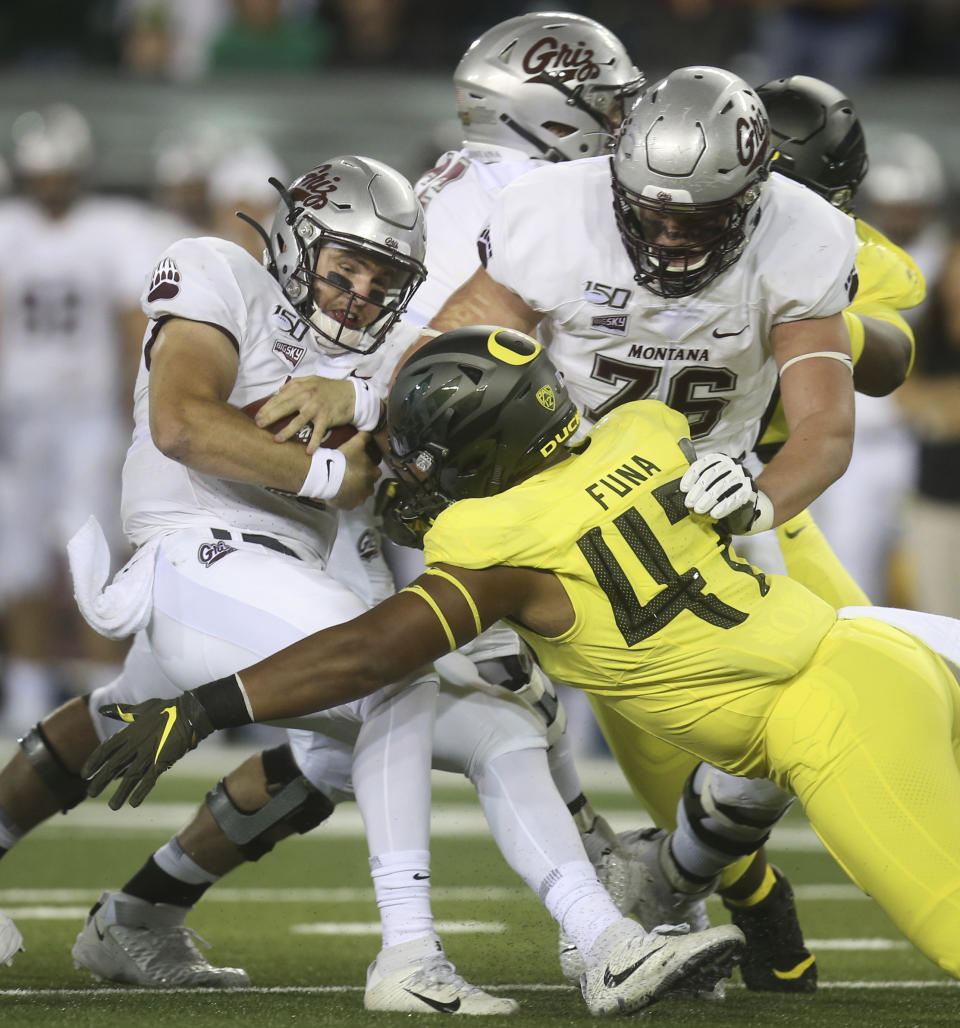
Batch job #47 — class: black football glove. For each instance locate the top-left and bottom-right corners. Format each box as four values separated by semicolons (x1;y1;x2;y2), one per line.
83;693;216;810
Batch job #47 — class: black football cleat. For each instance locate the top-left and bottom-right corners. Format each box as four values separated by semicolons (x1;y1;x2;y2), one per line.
722;866;817;993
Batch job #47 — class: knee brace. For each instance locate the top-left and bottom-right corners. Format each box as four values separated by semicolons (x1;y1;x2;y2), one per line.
475;654;567;745
680;764;794;861
205;743;335;861
19;721;88;813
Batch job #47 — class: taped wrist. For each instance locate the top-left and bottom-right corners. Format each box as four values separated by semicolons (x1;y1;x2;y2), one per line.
351;377;383;432
191;675;255;731
298;447;346;501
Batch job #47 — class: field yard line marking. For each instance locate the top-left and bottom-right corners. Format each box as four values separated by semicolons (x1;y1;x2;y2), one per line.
291;920;505;935
0;883;867;905
806;939;909;951
1;981;958;997
0;886;531;904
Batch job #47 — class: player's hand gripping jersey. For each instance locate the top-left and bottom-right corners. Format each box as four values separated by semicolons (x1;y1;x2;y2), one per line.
120;236;396;559
479;159;858;454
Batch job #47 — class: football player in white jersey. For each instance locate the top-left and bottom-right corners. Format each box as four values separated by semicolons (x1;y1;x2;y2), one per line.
0;104;179;737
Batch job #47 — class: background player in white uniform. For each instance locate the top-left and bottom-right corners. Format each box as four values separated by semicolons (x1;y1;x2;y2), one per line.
0;104;184;736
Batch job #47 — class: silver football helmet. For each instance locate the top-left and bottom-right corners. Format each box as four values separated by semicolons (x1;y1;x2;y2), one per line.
612;66;771;297
260;156;427;355
454;12;644;162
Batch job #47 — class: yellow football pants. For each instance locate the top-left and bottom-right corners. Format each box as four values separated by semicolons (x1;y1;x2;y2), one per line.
589;617;960;978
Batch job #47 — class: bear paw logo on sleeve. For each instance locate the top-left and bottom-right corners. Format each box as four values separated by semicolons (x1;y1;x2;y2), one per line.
148;257;181;302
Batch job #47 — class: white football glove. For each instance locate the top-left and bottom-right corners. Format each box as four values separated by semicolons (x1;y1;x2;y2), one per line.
679;453;774;535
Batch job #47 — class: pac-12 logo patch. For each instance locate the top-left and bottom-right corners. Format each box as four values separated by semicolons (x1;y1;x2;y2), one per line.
198;540;235;567
147;257;181;302
536;384;556;411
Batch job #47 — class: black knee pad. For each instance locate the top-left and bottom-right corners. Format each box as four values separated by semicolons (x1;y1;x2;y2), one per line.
19;722;88;812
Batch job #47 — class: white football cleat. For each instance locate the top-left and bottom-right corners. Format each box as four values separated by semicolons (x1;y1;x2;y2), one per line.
0;911;24;967
364;935;519;1015
72;891;249;988
581;921;743;1016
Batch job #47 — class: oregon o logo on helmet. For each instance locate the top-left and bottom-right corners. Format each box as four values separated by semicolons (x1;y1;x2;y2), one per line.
291;164;340;210
736;113;768;171
521;36;602;83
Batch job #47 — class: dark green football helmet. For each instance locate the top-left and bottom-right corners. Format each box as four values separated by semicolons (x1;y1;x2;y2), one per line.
757;75;868;214
386;326;580;528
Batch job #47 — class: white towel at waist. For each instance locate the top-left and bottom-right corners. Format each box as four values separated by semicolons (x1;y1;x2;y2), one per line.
67;516;159;639
838;605;960;670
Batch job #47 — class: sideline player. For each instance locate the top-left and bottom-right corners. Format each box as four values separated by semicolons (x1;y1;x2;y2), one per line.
86;326;960;984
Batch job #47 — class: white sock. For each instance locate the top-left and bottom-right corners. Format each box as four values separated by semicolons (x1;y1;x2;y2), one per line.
153;837;220;886
541;860;624;959
546;729;585;806
369;849;434;949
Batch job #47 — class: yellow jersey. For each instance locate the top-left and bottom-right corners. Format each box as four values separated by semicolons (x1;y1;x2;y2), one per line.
756;217;925;457
424;401;837;707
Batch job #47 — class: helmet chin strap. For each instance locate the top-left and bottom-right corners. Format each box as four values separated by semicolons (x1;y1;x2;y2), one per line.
310;309;367;353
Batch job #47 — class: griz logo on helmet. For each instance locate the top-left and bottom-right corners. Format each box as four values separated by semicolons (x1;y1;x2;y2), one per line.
521;36;609;84
290;164;341;210
736;112;769;173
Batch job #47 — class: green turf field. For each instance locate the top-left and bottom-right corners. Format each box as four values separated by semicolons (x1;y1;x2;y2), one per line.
0;744;956;1027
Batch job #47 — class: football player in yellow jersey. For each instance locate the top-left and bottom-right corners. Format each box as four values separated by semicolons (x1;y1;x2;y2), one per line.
587;74;930;994
84;327;960;986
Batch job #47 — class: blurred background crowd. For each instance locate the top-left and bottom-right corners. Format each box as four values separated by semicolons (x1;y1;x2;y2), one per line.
0;0;959;751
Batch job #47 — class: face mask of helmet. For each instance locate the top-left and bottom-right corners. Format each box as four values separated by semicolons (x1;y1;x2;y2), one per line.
386;326;580;526
611;67;770;298
240;156;427;356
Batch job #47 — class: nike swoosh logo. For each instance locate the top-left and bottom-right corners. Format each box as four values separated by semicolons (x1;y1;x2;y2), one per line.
774;954;816;979
712;325;749;338
412;872;430;880
95;922;105;941
603;940;665;987
154;705;178;763
404;989;461;1013
783;526;806;539
117;707;136;724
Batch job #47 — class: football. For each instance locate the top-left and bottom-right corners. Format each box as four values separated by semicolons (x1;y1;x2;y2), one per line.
241;395;359;449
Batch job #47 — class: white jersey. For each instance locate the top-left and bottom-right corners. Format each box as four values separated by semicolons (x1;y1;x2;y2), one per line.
481;158;859;457
406;143;548;327
0;196;165;408
121;235;405;559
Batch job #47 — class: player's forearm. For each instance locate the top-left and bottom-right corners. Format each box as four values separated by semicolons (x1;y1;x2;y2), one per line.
152;398;318;491
756;416;852;525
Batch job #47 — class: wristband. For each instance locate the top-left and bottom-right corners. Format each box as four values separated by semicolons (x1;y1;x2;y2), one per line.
191;674;255;730
743;490;775;535
352;377;383;432
298;447;346;500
